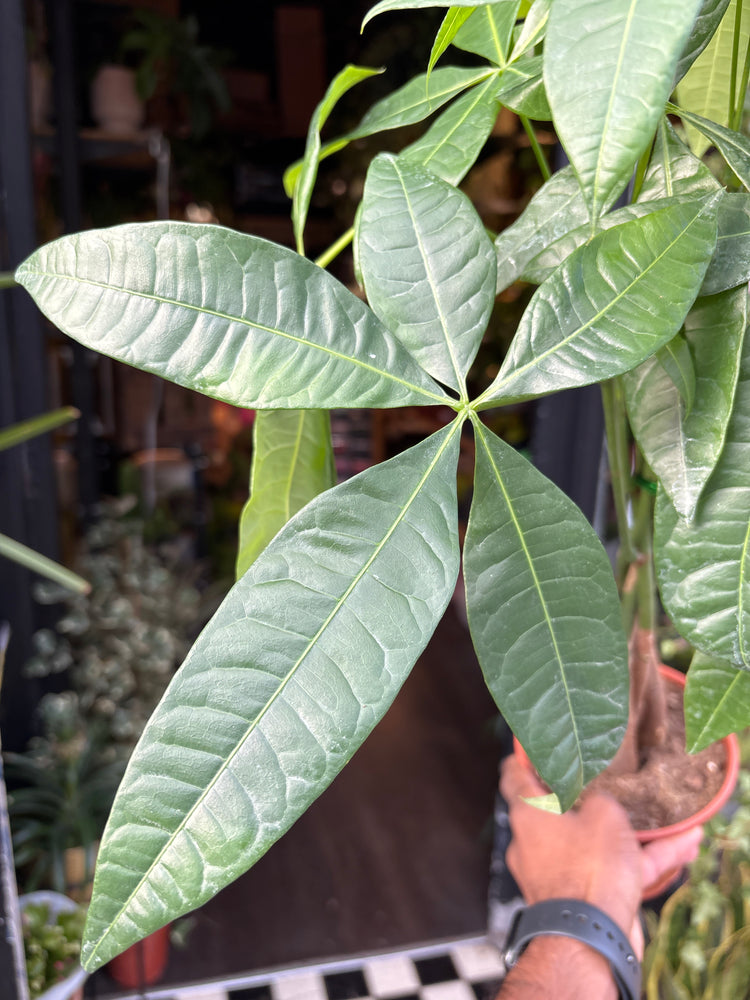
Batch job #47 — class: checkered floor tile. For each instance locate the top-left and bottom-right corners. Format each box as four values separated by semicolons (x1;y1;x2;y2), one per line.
118;938;506;1000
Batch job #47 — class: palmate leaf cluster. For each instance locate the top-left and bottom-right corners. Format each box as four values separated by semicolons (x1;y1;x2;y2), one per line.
12;0;750;969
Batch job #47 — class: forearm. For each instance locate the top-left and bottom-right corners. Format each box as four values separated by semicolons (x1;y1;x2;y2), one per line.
500;936;618;1000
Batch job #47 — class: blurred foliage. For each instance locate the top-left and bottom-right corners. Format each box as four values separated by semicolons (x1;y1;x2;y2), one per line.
22;899;86;999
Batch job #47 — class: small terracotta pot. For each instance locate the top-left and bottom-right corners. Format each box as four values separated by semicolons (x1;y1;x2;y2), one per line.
512;663;741;900
106;924;170;989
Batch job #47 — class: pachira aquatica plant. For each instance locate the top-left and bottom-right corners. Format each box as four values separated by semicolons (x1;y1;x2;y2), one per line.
13;0;750;969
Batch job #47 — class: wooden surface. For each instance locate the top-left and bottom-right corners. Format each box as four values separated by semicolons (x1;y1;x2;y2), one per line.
91;606;502;991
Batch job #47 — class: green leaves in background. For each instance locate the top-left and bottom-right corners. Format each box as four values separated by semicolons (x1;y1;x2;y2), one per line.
362;0;511;31
399;73;501;184
358;154;496;394
494;166;589;292
685;652;750;752
669;103;750;189
545;0;703;218
452;1;522;65
292;65;382;255
638;120;721;202
0;407;79;452
703;194;750;294
625;288;747;519
675;0;750;155
483;195;720;405
236;410;336;578
656;322;750;667
16;223;449;411
82;423;462;970
427;7;477;78
464;422;628;811
673;0;732;85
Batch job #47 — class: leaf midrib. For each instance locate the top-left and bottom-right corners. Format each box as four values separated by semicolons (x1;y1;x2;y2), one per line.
23;267;449;406
489;197;715;400
85;417;463;966
473;418;583;774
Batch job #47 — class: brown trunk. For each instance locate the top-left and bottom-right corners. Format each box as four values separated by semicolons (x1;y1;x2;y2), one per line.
607;624;669;776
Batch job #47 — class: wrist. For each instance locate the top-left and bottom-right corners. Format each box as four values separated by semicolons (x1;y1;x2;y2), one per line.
503;937;618;1000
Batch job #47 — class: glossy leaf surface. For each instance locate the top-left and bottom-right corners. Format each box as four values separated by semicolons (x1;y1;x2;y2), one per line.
452;1;522;65
670;103;750;188
684;652;750;752
427;7;476;77
399;74;501;184
494;166;589;293
625;288;746;519
675;0;750;155
545;0;703;217
656;321;750;666
292;65;382;253
495;54;551;120
673;0;732;84
483;196;719;405
656;333;697;414
464;423;628;811
509;0;551;61
82;423;462;969
236;410;336;578
702;194;750;295
638;119;722;202
16;223;449;410
358;155;496;393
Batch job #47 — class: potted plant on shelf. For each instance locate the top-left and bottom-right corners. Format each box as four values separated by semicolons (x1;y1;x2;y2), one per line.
10;0;750;972
19;892;88;1000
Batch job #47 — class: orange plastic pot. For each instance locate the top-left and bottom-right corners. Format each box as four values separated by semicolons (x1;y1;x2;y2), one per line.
512;663;740;900
107;924;171;989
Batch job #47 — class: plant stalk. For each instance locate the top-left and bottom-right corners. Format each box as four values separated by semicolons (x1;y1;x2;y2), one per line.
0;272;18;289
519;114;551;181
600;378;635;585
314;226;355;270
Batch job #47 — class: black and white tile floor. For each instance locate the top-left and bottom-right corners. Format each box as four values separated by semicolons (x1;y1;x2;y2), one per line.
115;937;507;1000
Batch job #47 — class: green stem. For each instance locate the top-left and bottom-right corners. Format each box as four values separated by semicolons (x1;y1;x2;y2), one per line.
732;18;750;131
630;134;655;203
314;226;355;270
0;272;18;289
631;481;656;632
519;114;551;182
601;378;635;585
730;0;743;130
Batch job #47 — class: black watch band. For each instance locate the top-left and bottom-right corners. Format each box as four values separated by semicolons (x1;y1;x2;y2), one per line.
503;899;640;1000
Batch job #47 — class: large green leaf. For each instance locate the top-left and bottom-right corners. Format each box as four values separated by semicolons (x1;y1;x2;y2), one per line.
363;0;511;30
292;65;382;254
702;194;750;294
495;54;551;120
624;288;747;519
399;73;501;184
655;321;750;667
16;223;449;410
669;103;750;188
545;0;704;218
675;0;750;156
464;421;628;810
236;410;336;578
283;66;493;199
482;195;720;405
452;1;522;65
358;154;497;393
494;166;589;293
81;422;462;969
674;0;732;84
638;119;722;202
684;652;750;752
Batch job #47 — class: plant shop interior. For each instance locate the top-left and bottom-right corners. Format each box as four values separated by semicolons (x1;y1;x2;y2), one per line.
3;1;750;1000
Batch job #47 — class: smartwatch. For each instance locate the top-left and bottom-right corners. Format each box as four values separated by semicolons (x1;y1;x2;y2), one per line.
503;898;640;1000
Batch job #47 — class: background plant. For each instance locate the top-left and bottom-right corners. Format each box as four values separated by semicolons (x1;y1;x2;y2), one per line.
21;897;87;1000
12;0;750;971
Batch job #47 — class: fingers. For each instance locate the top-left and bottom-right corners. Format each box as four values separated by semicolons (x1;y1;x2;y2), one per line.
640;826;704;890
500;753;546;802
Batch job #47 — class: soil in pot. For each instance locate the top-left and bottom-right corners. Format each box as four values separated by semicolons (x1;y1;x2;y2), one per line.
585;682;727;832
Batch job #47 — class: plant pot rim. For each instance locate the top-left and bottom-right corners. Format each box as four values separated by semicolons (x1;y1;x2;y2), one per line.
512;662;740;839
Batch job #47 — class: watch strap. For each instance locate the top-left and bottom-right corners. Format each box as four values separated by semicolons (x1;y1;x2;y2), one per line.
503;898;640;1000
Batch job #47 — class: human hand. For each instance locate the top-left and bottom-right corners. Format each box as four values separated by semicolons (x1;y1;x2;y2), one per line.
500;754;704;958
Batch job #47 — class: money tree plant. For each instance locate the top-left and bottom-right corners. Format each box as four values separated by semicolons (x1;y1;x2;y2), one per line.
13;0;750;970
